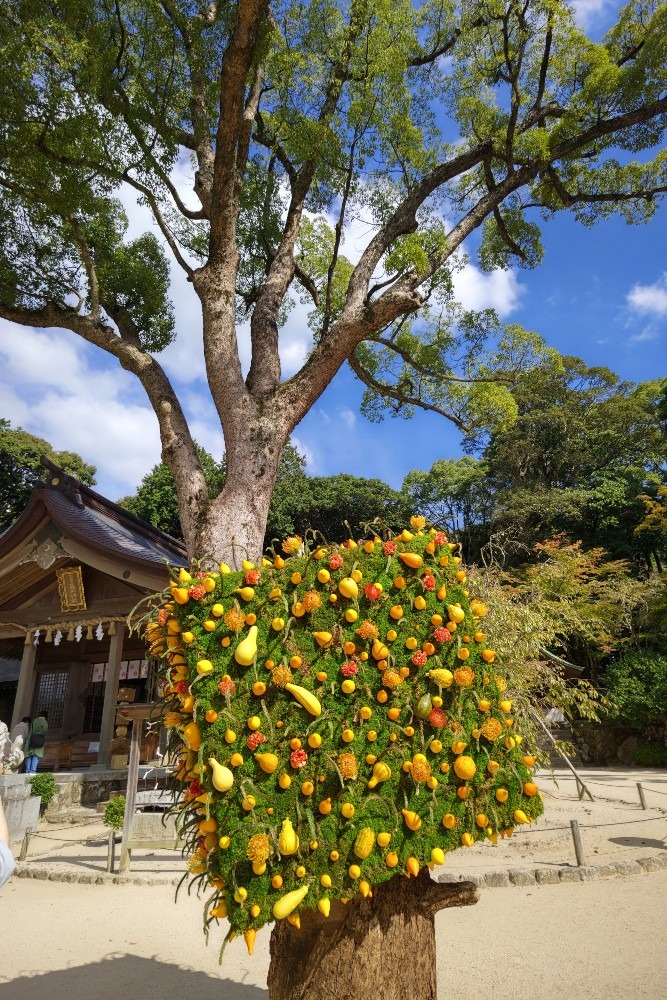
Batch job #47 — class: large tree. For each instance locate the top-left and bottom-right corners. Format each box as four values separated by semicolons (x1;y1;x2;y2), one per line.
483;358;666;563
1;1;666;564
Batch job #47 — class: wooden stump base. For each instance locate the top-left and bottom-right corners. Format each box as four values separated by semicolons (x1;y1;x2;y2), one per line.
267;868;479;1000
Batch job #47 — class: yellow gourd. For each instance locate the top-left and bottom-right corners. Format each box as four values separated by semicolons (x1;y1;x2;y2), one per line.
371;639;389;660
255;752;279;774
196;658;213;674
182;722;201;750
317;898;331;918
234;625;258;666
405;857;420;877
401;808;422;831
172;587;190;604
235;586;255;602
353;828;375;859
312;631;333;648
219;561;231;573
278;818;299;855
285;683;322;716
398;552;423;569
338;577;359;599
514;809;531;824
367;761;391;788
453;755;476;780
273;885;309;920
244;929;256;955
446;604;465;623
208;757;234;792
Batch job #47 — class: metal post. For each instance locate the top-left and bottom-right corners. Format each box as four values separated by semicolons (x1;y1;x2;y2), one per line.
19;826;33;862
570;819;585;867
106;828;116;873
637;782;647;810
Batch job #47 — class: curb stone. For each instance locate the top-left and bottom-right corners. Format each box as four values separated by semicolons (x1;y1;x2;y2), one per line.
508;868;536;886
535;868;560;885
436;851;667;889
11;852;667;890
12;863;179;886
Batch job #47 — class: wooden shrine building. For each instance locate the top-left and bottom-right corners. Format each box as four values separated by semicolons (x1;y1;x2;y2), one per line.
0;459;186;769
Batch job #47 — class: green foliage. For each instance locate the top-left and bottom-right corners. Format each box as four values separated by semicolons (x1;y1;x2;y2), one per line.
512;538;661;679
28;772;56;807
634;742;667;767
400;360;667;570
403;457;494;562
354;311;556;437
604;651;667;734
290;474;411;542
150;528;543;940
103;795;126;831
0;419;96;530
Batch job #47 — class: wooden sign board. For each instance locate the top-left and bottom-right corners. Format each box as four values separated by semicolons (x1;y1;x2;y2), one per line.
56;565;87;612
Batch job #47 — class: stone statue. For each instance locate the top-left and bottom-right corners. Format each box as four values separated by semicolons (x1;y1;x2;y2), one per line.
0;722;25;774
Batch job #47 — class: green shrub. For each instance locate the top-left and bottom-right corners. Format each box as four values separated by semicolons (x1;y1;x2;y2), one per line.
28;772;57;808
103;795;126;830
634;742;667;767
604;651;667;735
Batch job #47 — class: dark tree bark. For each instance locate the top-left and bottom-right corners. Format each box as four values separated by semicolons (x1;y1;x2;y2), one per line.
267;869;479;1000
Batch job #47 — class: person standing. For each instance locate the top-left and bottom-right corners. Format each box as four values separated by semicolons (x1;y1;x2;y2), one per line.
24;711;48;774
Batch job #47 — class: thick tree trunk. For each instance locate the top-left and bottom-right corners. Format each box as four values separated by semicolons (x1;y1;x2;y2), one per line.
267;869;479;1000
193;407;291;565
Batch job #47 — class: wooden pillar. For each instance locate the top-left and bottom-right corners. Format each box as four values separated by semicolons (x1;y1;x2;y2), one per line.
119;716;141;873
11;640;37;729
97;623;125;770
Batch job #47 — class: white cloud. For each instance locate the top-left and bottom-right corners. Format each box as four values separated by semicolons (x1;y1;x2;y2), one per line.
628;327;659;345
626;273;667;318
0;323;161;499
571;0;616;29
339;408;357;429
452;263;525;317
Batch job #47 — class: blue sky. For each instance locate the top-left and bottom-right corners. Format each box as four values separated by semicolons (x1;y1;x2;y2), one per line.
0;1;665;501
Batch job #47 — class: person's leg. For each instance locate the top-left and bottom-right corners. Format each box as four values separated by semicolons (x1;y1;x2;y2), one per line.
25;755;38;774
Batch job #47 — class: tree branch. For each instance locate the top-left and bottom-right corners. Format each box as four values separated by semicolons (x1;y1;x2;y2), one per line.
551;94;667;161
246;11;365;399
322;139;356;339
68;217;101;320
128;180;195;277
347;350;470;432
544;165;667;208
372;337;513;384
293;263;319;307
